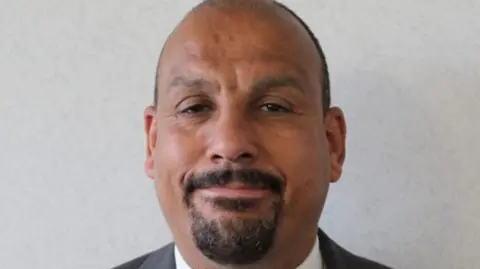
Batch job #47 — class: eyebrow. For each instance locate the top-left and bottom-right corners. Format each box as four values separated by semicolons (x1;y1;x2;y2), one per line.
167;75;304;95
251;76;305;95
168;76;219;92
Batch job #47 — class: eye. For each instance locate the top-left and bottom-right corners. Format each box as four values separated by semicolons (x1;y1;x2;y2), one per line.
179;103;212;114
260;103;291;113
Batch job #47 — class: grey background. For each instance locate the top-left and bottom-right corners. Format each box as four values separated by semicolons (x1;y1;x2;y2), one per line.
1;0;479;268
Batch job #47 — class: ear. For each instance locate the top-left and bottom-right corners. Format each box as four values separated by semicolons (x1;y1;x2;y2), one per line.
324;107;347;183
144;106;157;180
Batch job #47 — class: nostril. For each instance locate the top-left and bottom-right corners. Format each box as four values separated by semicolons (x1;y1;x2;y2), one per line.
236;152;253;160
211;154;223;161
210;151;254;163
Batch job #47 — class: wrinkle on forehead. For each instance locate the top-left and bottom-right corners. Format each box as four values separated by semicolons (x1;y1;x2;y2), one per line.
156;0;323;98
159;40;312;93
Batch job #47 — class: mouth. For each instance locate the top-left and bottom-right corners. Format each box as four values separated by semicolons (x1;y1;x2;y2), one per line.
196;181;273;199
197;187;270;199
189;181;280;214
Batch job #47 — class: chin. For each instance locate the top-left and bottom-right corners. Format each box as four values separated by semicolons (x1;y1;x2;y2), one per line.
190;206;280;265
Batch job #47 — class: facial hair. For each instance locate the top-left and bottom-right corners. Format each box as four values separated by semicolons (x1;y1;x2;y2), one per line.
184;169;284;265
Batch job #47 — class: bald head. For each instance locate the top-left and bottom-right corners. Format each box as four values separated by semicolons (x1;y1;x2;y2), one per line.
154;0;330;112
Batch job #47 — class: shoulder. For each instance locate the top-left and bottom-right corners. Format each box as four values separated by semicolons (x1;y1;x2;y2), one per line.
111;243;174;269
112;253;150;269
340;248;393;269
318;229;393;269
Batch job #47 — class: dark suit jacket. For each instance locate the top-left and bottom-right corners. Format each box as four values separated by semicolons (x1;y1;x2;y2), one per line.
112;229;392;269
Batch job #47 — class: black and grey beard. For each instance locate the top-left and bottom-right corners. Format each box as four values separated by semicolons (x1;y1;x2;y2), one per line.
189;198;281;265
183;169;285;265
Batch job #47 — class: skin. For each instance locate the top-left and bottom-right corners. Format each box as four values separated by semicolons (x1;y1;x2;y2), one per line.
144;1;347;268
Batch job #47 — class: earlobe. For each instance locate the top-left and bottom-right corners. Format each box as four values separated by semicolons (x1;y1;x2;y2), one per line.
144;106;157;180
325;107;347;183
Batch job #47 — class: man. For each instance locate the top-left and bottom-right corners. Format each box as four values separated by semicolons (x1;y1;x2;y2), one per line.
114;0;392;268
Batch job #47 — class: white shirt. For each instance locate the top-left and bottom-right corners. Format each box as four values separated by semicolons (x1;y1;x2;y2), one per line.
174;237;324;269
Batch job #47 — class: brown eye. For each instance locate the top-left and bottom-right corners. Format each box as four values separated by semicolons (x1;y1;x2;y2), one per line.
180;104;212;114
260;103;291;113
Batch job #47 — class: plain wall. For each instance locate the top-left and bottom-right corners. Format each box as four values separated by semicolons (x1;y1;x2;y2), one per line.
1;0;479;268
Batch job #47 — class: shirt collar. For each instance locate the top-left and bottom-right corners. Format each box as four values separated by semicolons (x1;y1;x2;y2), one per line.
174;237;323;269
174;245;191;269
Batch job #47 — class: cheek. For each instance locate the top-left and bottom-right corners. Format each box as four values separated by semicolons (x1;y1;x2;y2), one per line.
273;133;329;230
153;127;204;214
154;122;205;175
265;128;329;210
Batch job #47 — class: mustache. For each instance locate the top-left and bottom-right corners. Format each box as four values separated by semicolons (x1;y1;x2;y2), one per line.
184;169;284;196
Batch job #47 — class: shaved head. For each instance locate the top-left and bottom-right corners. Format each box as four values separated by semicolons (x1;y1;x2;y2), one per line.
154;0;330;113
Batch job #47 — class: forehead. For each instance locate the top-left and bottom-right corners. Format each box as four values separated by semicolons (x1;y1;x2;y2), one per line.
158;7;322;88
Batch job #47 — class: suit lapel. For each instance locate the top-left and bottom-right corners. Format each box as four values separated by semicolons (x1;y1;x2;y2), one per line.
138;243;176;269
318;228;347;269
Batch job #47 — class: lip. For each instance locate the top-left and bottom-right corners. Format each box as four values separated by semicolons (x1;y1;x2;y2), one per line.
197;187;270;199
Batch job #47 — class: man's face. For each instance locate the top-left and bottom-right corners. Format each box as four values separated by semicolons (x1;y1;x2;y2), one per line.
144;6;346;266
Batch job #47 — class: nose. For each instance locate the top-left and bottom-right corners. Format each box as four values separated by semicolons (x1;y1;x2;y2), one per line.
206;114;258;165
